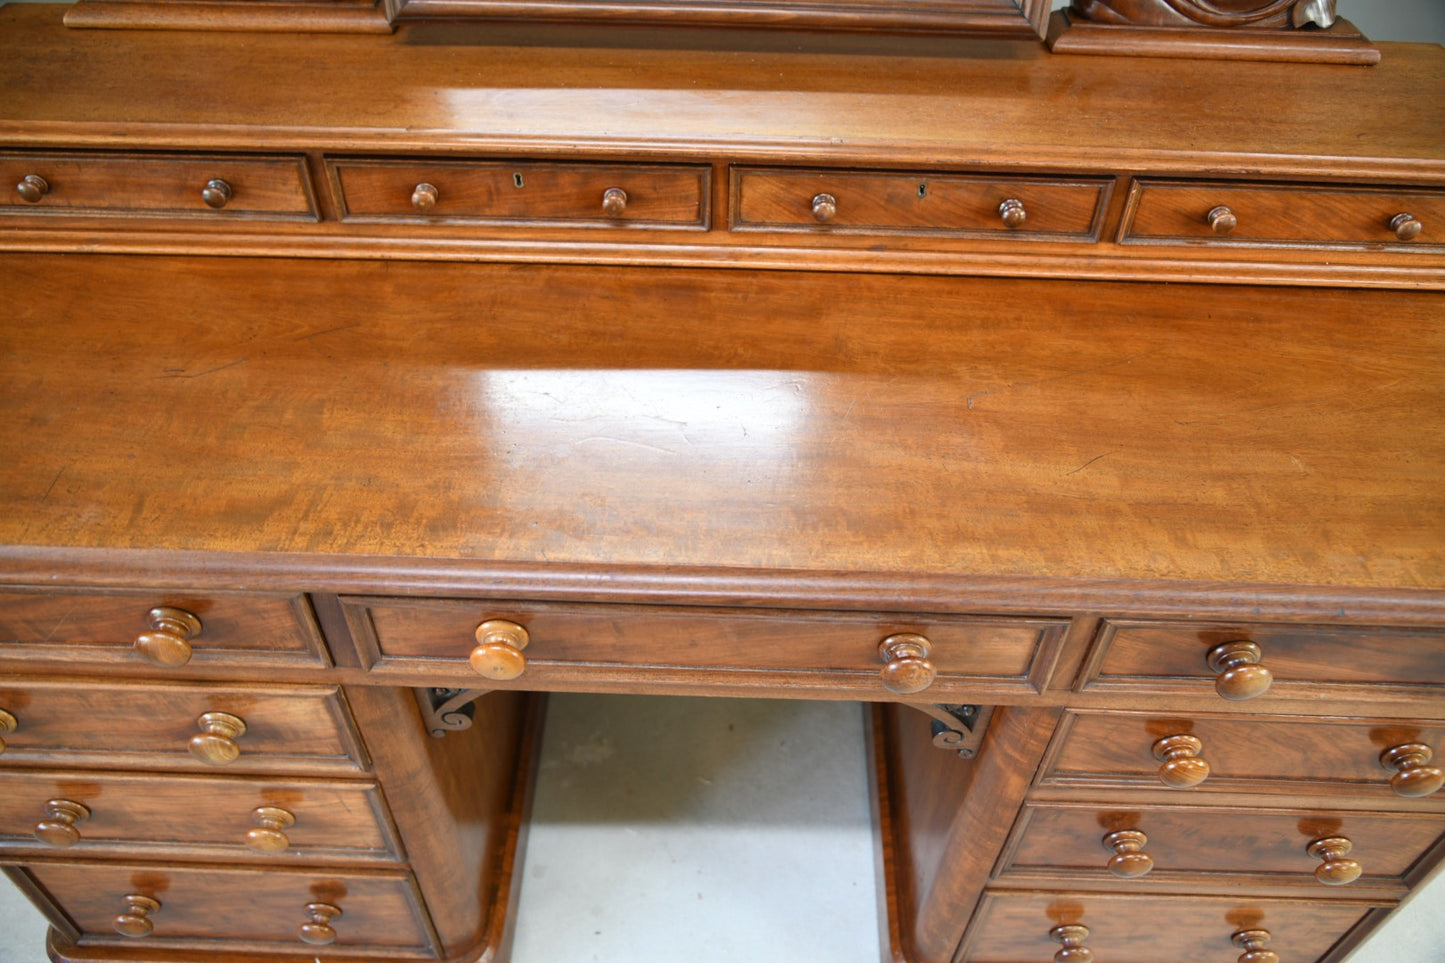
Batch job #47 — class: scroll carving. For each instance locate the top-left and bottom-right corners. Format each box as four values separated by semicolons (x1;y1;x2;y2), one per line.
414;687;491;738
1069;0;1335;29
905;703;995;759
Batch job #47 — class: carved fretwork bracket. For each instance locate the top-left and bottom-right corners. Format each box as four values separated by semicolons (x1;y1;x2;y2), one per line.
414;687;491;738
904;703;996;759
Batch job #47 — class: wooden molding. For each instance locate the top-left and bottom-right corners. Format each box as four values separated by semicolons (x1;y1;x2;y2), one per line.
1048;10;1380;64
64;0;396;33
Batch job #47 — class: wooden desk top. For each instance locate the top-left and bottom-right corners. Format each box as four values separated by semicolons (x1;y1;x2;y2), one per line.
1;254;1439;604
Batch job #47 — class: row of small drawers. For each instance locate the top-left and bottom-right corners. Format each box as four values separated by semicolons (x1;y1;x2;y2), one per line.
3;151;1441;247
4;588;1444;701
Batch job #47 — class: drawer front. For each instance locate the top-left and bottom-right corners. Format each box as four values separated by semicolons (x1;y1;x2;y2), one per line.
0;770;398;863
1121;179;1445;248
23;861;435;955
0;679;367;775
732;167;1108;238
1;152;316;218
1080;619;1445;699
1000;802;1445;885
346;598;1066;695
331;158;709;226
959;891;1380;963
0;588;329;669
1038;710;1445;798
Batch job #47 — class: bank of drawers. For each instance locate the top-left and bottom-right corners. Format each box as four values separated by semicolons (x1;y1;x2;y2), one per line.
0;588;436;958
343;596;1069;698
955;617;1445;962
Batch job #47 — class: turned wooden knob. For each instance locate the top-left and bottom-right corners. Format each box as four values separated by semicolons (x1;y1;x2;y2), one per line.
134;605;202;667
602;186;628;217
0;707;16;755
878;633;935;695
113;895;161;938
811;192;837;223
1390;212;1423;241
189;710;248;765
1379;743;1444;798
998;197;1027;228
1308;835;1362;885
201;178;233;209
245;806;296;852
298;902;343;945
1152;733;1210;788
470;619;530;680
16;173;49;203
1206;640;1272;701
35;799;91;847
1207;204;1237;235
1049;923;1093;963
411;182;438;211
1102;829;1154;878
1232;928;1280;963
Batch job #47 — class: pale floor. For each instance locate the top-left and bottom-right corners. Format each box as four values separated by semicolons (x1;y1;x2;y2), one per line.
2;694;1443;962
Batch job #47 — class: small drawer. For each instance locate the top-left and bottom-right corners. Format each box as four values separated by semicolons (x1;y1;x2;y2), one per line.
958;891;1382;963
732;167;1108;238
23;861;435;957
1079;619;1445;701
345;598;1067;697
0;770;399;864
1037;710;1445;800
330;158;709;227
1;152;317;219
0;679;368;775
0;588;330;669
1000;802;1445;887
1120;179;1445;248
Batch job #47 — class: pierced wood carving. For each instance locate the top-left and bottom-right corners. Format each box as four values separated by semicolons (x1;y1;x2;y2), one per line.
414;687;491;738
907;703;995;759
1068;0;1334;30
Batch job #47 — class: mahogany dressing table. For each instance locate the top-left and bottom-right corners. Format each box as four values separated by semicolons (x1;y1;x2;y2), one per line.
0;3;1442;961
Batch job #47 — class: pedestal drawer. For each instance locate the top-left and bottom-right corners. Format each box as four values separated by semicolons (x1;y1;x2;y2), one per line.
23;861;436;957
1120;179;1445;248
0;679;368;775
345;597;1067;697
733;167;1108;238
0;152;316;219
999;802;1445;887
330;158;709;226
1037;710;1445;800
0;588;329;669
0;770;399;864
958;891;1383;963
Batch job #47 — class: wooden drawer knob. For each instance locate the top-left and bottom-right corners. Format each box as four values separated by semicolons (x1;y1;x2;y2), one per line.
998;197;1027;228
602;186;628;217
1308;835;1362;885
470;619;530;680
134;605;203;667
16;173;49;203
1390;212;1423;241
811;192;837;223
1049;923;1093;963
245;806;296;852
201;178;233;209
878;633;935;694
188;710;248;765
1102;828;1153;878
411;182;439;211
1207;204;1237;235
35;799;91;847
1152;733;1210;788
0;707;16;755
1205;639;1272;701
298;902;343;945
1379;743;1444;798
1232;928;1279;963
113;895;161;938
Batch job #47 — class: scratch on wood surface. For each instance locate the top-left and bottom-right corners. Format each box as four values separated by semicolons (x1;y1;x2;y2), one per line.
40;466;66;501
1066;452;1111;476
158;358;247;379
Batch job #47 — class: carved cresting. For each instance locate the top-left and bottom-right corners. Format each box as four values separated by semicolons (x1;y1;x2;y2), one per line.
1070;0;1335;29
